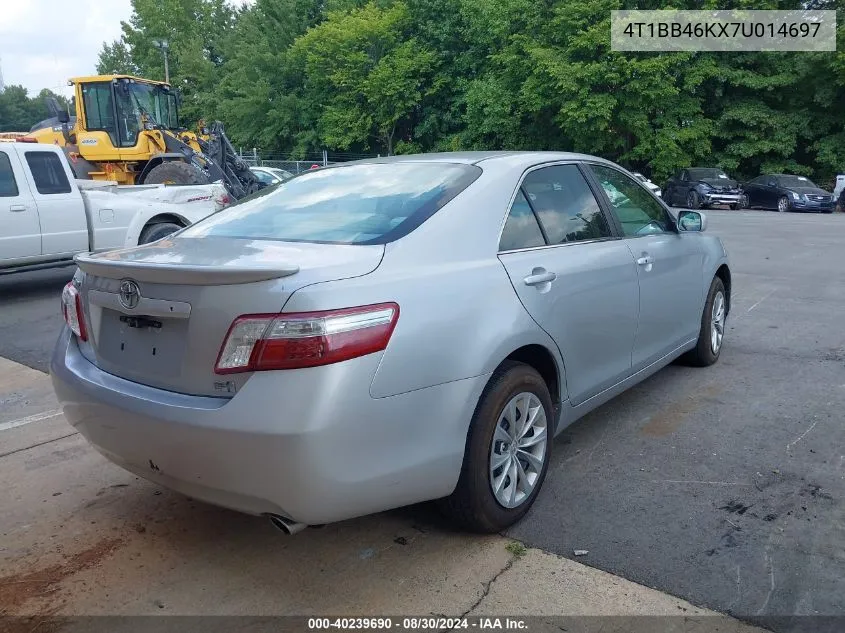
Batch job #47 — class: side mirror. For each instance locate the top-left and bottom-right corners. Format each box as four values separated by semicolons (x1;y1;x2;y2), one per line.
57;110;70;124
678;210;706;232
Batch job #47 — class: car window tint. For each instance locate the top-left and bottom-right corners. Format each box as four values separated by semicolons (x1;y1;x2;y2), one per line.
591;164;672;237
499;190;546;251
24;152;71;195
0;152;19;197
749;176;766;185
182;162;481;245
521;165;610;244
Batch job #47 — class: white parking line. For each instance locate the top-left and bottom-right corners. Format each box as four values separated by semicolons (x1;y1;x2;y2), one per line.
0;409;62;432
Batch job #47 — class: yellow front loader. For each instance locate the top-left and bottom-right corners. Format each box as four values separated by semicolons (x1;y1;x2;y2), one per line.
25;75;263;199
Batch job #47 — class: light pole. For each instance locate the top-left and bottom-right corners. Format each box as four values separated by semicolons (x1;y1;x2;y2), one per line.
151;39;170;84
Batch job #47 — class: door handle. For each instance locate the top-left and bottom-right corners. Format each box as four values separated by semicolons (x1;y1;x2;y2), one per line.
9;205;26;212
524;270;557;286
637;255;654;266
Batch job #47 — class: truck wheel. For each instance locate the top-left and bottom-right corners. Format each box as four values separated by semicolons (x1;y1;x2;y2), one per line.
139;222;182;244
144;161;207;185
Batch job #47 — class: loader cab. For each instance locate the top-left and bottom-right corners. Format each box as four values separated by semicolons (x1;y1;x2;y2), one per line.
74;76;181;165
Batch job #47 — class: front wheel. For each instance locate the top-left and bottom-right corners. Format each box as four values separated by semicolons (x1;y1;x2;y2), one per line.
439;361;553;533
679;277;727;367
686;190;701;210
777;196;790;213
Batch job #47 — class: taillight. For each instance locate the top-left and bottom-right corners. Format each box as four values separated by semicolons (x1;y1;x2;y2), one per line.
214;303;399;374
61;282;88;341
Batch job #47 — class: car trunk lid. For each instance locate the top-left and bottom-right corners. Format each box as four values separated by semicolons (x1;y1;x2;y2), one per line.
74;236;384;397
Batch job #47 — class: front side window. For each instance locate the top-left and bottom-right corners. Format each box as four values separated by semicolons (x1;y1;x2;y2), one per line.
499;190;546;251
24;152;71;195
0;152;19;197
521;165;611;244
590;164;672;237
181;162;481;245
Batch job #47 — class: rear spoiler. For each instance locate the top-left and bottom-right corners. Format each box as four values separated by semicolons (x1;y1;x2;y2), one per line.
74;253;299;286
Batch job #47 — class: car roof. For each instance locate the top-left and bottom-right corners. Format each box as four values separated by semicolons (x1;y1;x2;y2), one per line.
332;151;619;170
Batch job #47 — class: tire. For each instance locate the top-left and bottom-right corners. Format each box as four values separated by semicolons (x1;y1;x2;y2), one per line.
139;222;183;244
777;196;790;213
439;361;553;533
143;161;208;185
686;190;700;210
679;277;727;367
730;195;748;211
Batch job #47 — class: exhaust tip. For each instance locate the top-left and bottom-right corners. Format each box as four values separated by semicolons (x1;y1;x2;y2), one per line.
266;514;307;535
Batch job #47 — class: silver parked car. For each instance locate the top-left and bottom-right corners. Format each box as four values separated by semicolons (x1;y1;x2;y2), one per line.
52;152;731;534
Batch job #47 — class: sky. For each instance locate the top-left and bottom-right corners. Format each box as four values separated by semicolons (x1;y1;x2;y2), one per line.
0;0;134;98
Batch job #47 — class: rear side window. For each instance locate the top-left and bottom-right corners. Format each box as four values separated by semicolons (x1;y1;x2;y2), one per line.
0;152;19;197
182;162;482;245
521;165;611;244
499;190;546;251
24;152;71;195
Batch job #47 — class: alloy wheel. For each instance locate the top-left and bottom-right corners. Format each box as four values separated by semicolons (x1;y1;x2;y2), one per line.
711;290;726;354
489;392;548;509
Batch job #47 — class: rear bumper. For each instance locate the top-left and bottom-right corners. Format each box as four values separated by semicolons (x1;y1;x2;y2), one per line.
51;329;488;524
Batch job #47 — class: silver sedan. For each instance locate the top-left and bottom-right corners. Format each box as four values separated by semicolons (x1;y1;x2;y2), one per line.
51;152;731;534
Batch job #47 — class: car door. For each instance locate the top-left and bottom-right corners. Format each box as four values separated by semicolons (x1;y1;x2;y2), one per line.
18;148;88;256
588;164;705;372
0;148;41;261
761;176;780;209
664;172;681;206
497;163;640;406
744;176;764;208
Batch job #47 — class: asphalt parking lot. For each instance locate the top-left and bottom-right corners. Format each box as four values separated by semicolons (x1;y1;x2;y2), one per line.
1;210;843;630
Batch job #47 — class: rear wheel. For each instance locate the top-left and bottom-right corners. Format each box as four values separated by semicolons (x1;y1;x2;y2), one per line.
139;222;182;244
440;361;553;533
777;196;790;213
686;190;700;209
144;161;207;185
679;277;726;367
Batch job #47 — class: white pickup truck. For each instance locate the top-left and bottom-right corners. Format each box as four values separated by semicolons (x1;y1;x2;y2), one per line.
0;142;229;274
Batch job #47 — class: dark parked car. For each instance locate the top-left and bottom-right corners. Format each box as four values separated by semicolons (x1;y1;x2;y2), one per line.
744;174;835;213
664;168;744;210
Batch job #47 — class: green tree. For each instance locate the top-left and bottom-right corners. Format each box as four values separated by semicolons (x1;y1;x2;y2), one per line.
292;1;437;154
96;0;236;124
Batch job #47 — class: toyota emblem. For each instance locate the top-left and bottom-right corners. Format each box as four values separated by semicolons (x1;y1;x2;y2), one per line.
118;279;141;310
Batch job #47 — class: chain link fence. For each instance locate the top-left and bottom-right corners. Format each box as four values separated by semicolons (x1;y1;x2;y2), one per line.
237;150;381;175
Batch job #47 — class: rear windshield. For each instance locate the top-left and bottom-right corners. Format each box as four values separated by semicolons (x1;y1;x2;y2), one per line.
181;162;482;245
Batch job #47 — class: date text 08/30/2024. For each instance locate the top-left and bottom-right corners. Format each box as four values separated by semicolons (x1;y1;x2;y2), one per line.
307;618;528;630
